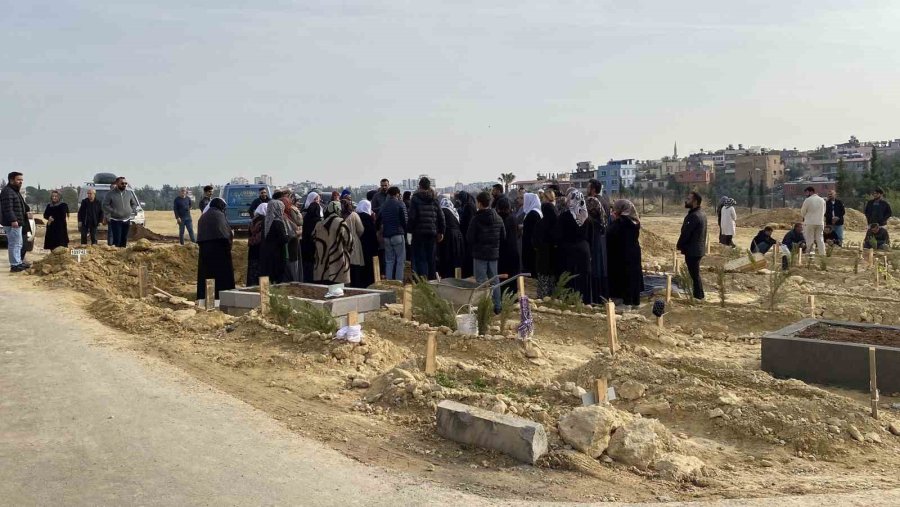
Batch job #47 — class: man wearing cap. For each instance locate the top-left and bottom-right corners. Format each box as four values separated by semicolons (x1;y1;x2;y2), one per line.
799;186;826;256
865;188;892;227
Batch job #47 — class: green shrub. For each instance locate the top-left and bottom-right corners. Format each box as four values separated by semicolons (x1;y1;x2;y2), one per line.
412;275;457;330
474;294;494;336
269;290;338;335
767;271;788;311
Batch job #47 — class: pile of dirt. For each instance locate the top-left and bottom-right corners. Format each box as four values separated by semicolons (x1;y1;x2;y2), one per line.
129;224;179;242
738;207;868;231
28;242;249;298
640;228;676;260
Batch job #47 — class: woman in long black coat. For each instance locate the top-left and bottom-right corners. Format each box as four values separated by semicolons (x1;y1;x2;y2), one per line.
520;193;542;277
301;192;322;283
437;197;466;279
554;189;591;304
43;190;70;250
351;200;379;288
533;190;559;297
496;197;520;278
196;198;235;301
585;196;610;304
260;200;289;284
606;199;645;308
455;191;477;278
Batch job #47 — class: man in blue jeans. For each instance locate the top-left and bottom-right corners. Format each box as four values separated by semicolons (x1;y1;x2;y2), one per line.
1;171;32;272
377;186;408;280
407;177;445;280
102;176;139;248
173;187;196;244
466;191;505;313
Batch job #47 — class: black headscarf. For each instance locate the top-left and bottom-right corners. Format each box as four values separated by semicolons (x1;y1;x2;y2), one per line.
197;197;231;242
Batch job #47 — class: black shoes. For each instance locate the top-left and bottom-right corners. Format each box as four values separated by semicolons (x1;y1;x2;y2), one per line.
10;264;26;273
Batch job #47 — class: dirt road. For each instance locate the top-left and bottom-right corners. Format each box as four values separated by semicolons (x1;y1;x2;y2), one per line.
3;251;900;506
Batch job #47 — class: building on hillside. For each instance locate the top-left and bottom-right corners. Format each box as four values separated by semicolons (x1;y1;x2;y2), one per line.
254;174;273;186
633;178;668;191
654;159;688;179
808;154;870;178
734;153;784;189
570;161;596;192
784;179;835;202
674;168;715;187
598;159;637;193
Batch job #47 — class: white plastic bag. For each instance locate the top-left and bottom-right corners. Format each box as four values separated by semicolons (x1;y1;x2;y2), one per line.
334;324;362;343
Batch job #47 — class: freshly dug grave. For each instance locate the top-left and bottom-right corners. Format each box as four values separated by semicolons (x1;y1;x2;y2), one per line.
254;284;372;299
796;322;900;347
737;207;868;232
639;228;676;260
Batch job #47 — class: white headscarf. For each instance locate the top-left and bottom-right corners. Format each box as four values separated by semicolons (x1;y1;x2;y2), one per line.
356;199;372;216
254;202;268;217
440;197;460;222
567;188;588;226
304;192;320;211
523;193;542;218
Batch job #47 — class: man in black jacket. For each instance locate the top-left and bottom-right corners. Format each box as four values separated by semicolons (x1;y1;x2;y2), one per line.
467;191;506;313
78;188;104;245
407;177;445;279
1;171;32;271
676;191;707;300
825;190;845;246
864;188;892;227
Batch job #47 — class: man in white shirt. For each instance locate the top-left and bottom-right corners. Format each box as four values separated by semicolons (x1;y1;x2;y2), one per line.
799;186;827;256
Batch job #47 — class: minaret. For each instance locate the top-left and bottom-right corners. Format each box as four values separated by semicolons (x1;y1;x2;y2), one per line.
673;142;678;160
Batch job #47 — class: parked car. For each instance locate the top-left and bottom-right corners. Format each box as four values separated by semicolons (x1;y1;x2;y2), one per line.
220;183;271;231
77;173;145;227
0;212;36;252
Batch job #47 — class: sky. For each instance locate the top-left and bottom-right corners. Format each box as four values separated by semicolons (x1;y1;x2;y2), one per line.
3;0;900;188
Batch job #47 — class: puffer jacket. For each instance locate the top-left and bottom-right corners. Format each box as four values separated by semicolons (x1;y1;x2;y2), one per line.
378;197;407;238
408;189;445;238
0;185;29;226
466;208;505;261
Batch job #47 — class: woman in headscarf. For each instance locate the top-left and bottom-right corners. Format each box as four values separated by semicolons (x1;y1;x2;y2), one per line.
314;201;353;284
533;189;559;297
340;189;354;219
260;200;289;284
718;196;737;247
301;192;323;282
246;202;267;286
437;196;466;279
351;200;379;288
196;197;235;301
520;192;542;277
344;199;367;287
281;195;303;282
455;191;477;277
585;196;610;303
554;188;592;304
496;197;520;279
43;190;70;250
606;199;644;309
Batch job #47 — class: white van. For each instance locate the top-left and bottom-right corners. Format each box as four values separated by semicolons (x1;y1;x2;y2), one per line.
77;173;145;227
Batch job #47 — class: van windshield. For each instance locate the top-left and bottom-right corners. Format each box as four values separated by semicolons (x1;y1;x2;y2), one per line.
225;188;262;208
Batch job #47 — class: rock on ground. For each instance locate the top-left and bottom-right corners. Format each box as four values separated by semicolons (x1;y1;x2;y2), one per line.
436;400;547;465
558;404;631;458
606;418;672;469
654;453;707;482
617;380;647;401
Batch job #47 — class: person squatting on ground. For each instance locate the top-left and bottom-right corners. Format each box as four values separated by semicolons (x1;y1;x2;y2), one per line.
78;188;103;246
102;176;139;248
43;190;70;251
173;187;196;245
800;186;826;256
195;197;235;302
1;171;32;272
677;191;707;300
466;191;505;314
864;223;890;250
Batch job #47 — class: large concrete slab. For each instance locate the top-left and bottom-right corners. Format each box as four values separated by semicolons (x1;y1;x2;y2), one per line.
762;319;900;392
436;400;548;465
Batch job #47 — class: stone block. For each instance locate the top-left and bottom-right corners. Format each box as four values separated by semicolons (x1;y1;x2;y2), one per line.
436;400;548;464
724;253;767;273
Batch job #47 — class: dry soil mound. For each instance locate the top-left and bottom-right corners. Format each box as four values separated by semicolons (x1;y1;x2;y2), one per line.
737;207;868;232
640;228;676;259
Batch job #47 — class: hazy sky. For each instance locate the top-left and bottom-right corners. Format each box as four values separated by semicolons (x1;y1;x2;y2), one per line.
3;0;900;188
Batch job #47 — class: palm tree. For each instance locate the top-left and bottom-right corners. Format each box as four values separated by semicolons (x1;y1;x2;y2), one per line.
498;173;516;193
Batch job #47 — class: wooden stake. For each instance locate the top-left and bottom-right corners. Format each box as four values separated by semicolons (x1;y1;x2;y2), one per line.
868;248;875;267
665;274;672;303
672;251;679;273
656;314;664;331
774;242;781;269
875;263;880;288
797;249;803;267
402;285;413;320
372;256;382;282
605;301;618;357
259;276;270;315
424;332;437;376
205;279;215;311
347;310;359;326
808;294;815;318
594;378;608;403
517;276;526;298
454;267;462;279
869;347;879;419
706;231;711;255
138;265;148;298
